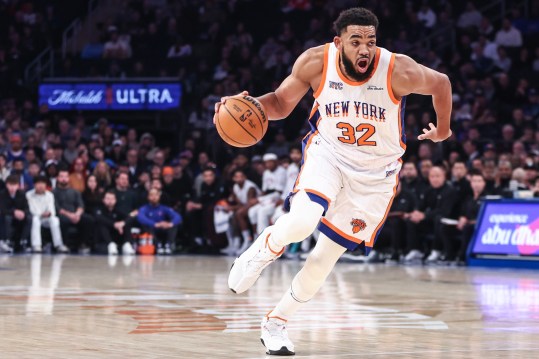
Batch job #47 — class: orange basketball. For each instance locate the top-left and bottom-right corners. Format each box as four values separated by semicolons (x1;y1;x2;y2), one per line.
216;95;268;147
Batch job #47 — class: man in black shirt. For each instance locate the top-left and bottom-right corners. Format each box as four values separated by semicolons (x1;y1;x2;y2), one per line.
0;175;31;252
111;171;140;245
400;161;428;202
185;167;226;250
457;170;489;262
94;191;135;255
405;166;457;262
54;169;94;253
382;183;417;262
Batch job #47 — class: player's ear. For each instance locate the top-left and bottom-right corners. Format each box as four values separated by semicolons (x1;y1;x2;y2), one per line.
333;36;342;50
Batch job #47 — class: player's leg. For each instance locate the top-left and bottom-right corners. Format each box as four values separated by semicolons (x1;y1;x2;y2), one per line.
228;190;325;293
228;133;342;294
261;233;346;355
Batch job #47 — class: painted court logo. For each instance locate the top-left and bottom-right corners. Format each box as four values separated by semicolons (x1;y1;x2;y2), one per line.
351;218;367;233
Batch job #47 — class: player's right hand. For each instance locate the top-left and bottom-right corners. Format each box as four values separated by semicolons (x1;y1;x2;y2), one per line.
213;91;249;124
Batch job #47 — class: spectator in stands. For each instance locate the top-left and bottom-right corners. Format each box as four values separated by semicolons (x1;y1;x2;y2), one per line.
26;176;68;253
0;175;30;253
6;133;25;164
137;188;182;255
266;130;289;157
377;182;417;263
126;148;142;186
103;26;131;59
82;175;104;215
457;170;490;262
69;157;87;192
222;169;260;255
54;169;94;253
112;171;139;244
92;161;112;188
94;190;135;255
162;166;189;212
405;166;457;263
44;159;59;188
0;153;9;182
400;161;427;201
495;18;523;48
185;167;225;249
457;2;482;30
247;153;286;246
11;158;33;191
271;145;301;225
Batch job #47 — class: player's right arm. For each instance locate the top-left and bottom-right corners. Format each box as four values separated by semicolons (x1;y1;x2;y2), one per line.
213;45;325;122
257;46;324;120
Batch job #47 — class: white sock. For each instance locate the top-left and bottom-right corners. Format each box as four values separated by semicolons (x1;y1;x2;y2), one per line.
241;230;251;242
269;234;346;321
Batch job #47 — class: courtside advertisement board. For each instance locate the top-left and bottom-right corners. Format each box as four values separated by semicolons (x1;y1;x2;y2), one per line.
467;200;539;268
39;82;182;111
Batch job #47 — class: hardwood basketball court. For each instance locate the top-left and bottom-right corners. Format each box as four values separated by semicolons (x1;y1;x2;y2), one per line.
1;255;538;358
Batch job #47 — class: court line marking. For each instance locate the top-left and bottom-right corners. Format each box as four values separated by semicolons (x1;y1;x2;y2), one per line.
245;347;539;359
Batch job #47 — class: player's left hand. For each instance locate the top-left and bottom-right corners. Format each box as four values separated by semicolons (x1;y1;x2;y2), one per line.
417;123;451;142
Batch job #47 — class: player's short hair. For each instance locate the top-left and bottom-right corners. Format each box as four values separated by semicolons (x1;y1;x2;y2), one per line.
333;7;379;35
34;175;49;185
5;174;20;185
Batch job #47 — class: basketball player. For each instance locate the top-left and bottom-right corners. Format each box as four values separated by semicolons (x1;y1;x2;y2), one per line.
214;8;452;356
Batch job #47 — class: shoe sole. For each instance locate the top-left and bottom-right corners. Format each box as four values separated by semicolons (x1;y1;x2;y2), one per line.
229;261;236;293
260;338;295;356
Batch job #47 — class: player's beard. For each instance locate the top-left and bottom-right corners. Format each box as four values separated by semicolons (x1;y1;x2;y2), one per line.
341;49;376;82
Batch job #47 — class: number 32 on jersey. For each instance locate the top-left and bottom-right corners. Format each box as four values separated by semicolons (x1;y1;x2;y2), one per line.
336;122;376;146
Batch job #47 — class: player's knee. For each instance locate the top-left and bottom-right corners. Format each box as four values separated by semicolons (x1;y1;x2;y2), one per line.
282;212;320;241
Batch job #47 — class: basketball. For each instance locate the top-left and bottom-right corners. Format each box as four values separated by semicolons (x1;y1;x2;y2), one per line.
216;94;268;147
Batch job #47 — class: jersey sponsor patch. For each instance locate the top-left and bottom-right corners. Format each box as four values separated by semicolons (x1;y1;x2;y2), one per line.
329;81;343;90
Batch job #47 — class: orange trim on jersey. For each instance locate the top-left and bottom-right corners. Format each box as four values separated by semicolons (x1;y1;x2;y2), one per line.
336;47;381;86
313;43;330;98
292;131;318;191
366;174;400;247
398;101;406;150
386;52;399;105
320;218;363;244
309;102;319;119
304;189;331;205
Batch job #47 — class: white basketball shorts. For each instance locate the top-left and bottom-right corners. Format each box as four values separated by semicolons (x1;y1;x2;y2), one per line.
285;132;401;251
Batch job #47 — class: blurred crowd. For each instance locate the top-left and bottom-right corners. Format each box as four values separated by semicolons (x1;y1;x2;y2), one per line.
0;0;539;263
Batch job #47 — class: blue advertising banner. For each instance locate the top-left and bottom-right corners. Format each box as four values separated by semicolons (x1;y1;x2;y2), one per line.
39;82;182;111
468;200;539;268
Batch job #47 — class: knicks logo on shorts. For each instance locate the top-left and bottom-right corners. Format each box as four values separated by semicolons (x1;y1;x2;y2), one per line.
350;218;367;234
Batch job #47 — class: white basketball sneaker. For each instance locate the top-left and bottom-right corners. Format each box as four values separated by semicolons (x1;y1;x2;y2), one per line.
122;242;136;255
108;242;118;255
228;228;284;293
260;316;295;356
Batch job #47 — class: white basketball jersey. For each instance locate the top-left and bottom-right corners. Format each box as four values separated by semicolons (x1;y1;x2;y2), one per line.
233;179;259;205
308;43;406;169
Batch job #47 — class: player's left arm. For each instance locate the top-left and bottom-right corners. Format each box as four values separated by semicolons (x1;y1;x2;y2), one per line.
392;54;452;142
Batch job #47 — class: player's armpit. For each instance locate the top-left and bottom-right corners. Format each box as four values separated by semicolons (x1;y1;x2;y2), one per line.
257;46;325;121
